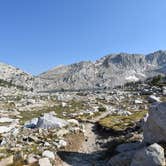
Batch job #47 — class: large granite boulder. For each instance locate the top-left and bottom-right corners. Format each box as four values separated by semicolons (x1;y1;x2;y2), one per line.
131;143;165;166
143;102;166;144
25;113;69;129
36;113;69;129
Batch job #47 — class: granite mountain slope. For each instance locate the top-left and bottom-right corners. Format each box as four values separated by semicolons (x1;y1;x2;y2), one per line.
0;62;34;91
0;50;166;91
38;50;166;91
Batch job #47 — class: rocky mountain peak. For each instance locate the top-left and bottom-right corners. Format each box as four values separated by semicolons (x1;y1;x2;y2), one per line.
146;50;166;66
101;53;145;68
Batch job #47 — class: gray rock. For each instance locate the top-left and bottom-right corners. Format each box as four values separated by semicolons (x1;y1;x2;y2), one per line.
111;109;132;116
162;86;166;95
27;154;38;164
0;155;13;166
148;95;161;103
24;118;38;128
39;158;52;166
131;143;165;166
42;150;55;160
36;113;69;129
143;102;166;144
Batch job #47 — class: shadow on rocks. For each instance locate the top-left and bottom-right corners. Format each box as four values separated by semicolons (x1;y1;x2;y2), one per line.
94;122;142;139
57;150;108;166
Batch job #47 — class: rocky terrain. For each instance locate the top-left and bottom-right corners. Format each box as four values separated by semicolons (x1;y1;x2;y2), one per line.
0;62;34;91
0;51;166;165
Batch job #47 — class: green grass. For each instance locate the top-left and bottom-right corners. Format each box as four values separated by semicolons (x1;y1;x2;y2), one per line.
20;100;87;124
99;110;147;131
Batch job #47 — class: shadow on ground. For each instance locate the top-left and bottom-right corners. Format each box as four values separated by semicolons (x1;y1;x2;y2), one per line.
57;150;108;166
94;122;142;139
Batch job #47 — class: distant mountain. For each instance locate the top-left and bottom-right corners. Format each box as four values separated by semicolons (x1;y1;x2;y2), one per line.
0;62;34;91
1;50;166;92
38;50;166;91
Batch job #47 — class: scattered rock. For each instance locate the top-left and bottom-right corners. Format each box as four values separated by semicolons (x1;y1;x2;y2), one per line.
0;126;13;134
0;117;15;123
42;150;55;160
148;95;160;103
24;118;38;129
111;109;132;116
57;129;69;137
162;86;166;95
134;99;143;104
67;119;79;126
27;154;38;164
0;155;13;166
59;140;67;147
39;158;52;166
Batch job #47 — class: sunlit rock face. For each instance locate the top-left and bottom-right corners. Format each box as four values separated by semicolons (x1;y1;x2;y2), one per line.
143;102;166;144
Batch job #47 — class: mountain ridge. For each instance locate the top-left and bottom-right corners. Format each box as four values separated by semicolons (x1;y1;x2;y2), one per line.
37;50;166;91
0;50;166;91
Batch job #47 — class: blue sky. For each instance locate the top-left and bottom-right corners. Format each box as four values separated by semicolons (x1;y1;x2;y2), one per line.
0;0;166;75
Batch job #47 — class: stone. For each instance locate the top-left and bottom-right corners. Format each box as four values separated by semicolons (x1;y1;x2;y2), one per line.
134;99;143;104
24;118;38;129
131;143;165;166
111;109;132;116
67;119;79;126
54;140;67;149
36;113;69;129
62;102;67;107
57;129;69;137
39;158;52;166
11;128;20;137
0;126;12;134
44;142;50;147
42;150;55;160
148;95;160;103
162;86;166;95
0;155;13;166
143;102;166;144
0;117;14;123
27;154;38;164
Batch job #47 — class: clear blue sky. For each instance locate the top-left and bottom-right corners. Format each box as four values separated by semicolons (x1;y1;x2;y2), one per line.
0;0;166;75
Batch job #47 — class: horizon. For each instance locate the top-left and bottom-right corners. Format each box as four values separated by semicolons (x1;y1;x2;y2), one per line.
1;49;165;76
0;0;166;75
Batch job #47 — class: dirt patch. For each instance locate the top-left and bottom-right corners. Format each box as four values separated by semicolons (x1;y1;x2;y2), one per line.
63;132;85;152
